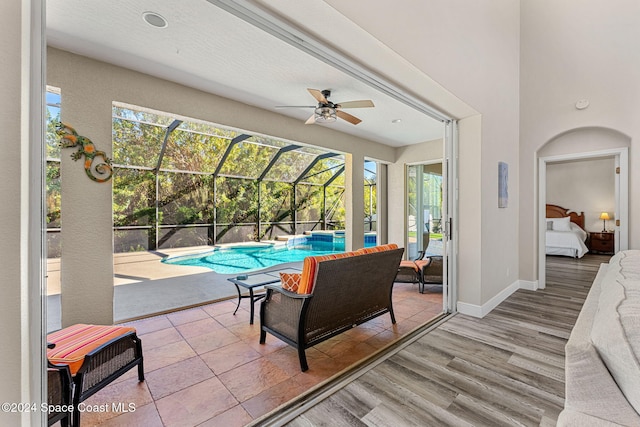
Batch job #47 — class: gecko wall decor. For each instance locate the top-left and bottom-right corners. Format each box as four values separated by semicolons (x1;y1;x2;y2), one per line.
56;122;113;183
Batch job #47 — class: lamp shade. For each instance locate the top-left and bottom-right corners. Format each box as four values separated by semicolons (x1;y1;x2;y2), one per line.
599;212;610;220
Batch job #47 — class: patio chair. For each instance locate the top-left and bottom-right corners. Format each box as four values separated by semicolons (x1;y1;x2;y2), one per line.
47;342;72;427
47;324;144;427
396;231;443;292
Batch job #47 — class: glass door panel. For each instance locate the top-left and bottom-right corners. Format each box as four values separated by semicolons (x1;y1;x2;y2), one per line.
406;163;443;259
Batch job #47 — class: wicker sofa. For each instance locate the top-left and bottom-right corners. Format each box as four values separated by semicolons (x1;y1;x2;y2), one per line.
558;250;640;426
259;244;404;371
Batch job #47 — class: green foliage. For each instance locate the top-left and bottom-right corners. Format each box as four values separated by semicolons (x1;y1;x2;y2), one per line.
49;105;367;251
364;184;377;218
112;168;155;226
46;162;61;227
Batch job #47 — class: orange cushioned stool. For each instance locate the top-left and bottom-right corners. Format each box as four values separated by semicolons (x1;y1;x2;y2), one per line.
47;324;144;427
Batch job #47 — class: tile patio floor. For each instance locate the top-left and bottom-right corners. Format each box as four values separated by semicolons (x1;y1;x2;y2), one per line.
71;281;443;427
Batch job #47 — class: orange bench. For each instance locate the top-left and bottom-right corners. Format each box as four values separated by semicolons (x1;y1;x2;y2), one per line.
47;324;144;426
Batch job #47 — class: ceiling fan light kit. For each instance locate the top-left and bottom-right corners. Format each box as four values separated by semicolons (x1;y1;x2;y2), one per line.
314;106;337;123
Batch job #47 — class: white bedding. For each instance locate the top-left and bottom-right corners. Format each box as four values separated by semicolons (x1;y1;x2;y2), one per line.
546;222;589;258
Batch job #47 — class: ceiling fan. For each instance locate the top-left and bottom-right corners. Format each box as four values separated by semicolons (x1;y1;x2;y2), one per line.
277;88;374;125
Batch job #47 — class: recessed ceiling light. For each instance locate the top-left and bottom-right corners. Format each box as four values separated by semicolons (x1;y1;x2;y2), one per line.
391;119;402;124
142;12;168;29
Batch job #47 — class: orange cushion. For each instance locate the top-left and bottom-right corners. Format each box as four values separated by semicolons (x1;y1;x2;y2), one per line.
297;244;399;294
47;324;136;375
280;272;301;292
415;259;432;269
356;243;399;255
399;259;419;272
298;251;359;294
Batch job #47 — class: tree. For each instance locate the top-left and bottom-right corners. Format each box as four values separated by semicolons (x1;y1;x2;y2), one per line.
109;105;350;251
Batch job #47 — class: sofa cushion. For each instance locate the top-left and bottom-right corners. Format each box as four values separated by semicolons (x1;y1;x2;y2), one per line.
280;272;301;293
356;243;398;254
298;251;357;294
297;244;399;294
47;324;136;375
619;252;640;280
399;259;419;272
591;250;640;414
414;259;432;269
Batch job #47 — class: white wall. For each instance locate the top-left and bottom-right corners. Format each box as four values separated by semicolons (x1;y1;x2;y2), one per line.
519;0;640;281
327;0;521;309
547;158;616;232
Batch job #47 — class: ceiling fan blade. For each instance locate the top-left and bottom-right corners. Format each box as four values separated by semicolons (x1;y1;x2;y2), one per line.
307;88;328;104
304;114;316;125
275;105;315;109
336;110;362;125
336;100;375;109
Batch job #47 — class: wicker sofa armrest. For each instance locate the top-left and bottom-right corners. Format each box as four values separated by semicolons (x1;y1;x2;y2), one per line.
264;284;312;299
261;287;309;342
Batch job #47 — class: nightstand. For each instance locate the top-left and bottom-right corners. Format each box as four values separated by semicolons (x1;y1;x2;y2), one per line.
589;232;614;255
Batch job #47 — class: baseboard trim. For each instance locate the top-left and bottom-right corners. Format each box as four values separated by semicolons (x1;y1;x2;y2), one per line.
457;280;538;318
518;280;539;291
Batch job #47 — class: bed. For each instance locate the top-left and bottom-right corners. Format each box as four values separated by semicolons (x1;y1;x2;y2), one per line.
545;204;589;258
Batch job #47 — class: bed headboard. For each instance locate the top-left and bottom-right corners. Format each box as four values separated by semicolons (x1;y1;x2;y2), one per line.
546;204;585;229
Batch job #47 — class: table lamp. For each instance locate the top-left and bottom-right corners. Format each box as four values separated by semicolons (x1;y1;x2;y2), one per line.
599;212;610;232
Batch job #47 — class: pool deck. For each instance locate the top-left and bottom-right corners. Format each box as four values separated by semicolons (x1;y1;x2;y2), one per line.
46;245;303;331
46;239;442;331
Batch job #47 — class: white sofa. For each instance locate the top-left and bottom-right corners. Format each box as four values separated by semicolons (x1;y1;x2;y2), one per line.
558;250;640;426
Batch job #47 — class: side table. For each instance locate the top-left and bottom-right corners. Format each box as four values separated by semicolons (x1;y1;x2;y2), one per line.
589;232;614;255
227;267;301;324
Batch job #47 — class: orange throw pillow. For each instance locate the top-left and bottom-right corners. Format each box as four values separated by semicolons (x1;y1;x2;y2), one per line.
280;272;301;292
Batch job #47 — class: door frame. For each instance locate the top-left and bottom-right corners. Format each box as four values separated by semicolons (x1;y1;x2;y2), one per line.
537;147;629;288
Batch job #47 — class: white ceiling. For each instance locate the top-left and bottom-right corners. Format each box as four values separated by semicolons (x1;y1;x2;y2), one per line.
46;0;445;147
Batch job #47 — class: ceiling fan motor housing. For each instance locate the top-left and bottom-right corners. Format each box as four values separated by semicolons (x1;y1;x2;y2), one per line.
319;90;336;108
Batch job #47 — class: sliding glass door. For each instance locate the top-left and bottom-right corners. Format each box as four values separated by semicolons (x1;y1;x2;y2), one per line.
406;163;443;260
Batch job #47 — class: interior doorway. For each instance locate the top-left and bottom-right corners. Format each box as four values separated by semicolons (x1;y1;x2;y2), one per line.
538;147;629;288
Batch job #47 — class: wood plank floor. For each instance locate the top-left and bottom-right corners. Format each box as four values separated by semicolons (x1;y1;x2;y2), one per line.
285;254;611;427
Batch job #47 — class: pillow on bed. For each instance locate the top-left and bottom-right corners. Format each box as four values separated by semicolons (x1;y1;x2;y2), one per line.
546;216;572;231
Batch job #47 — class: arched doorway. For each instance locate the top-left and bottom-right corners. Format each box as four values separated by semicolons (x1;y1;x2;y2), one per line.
537;127;630;288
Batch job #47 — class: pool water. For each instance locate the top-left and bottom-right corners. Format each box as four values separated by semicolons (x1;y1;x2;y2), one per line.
162;241;343;275
162;235;376;274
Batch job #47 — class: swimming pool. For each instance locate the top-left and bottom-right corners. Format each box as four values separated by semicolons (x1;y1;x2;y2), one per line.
162;232;376;274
